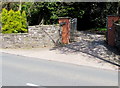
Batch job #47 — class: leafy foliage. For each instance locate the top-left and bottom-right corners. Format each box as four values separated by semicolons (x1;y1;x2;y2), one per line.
97;28;107;31
2;2;119;30
1;8;28;33
14;2;85;25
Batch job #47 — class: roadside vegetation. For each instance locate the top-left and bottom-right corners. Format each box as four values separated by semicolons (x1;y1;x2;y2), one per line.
1;8;28;33
0;2;120;33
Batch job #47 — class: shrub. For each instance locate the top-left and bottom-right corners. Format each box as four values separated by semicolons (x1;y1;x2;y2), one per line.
1;8;28;33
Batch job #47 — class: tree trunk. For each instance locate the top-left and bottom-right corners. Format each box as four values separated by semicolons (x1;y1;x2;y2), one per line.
38;13;44;25
19;0;22;11
117;2;120;15
7;2;11;11
39;17;44;25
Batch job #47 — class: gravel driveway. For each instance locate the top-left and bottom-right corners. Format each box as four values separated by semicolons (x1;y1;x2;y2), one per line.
51;31;120;69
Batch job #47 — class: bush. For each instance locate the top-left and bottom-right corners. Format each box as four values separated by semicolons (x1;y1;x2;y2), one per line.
1;8;28;33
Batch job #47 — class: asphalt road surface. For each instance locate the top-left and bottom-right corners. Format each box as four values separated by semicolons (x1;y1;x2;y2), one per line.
1;53;118;86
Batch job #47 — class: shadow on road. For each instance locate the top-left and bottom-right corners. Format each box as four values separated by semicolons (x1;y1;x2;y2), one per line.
51;31;120;67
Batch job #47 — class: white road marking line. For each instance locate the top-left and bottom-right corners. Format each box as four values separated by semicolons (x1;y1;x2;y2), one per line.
26;83;39;86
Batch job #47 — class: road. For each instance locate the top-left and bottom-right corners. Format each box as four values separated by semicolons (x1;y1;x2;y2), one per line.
1;53;118;86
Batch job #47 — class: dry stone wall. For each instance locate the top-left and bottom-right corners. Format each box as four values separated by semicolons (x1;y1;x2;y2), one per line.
0;25;60;48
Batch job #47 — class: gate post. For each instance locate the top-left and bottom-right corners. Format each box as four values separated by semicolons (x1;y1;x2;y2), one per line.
107;15;120;46
58;17;71;44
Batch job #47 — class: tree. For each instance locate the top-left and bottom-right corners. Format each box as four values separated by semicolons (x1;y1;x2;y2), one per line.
1;2;119;30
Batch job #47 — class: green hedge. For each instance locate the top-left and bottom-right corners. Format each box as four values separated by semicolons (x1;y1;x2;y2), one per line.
1;8;28;33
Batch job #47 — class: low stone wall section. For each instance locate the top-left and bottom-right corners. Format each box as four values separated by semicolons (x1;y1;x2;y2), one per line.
0;25;61;48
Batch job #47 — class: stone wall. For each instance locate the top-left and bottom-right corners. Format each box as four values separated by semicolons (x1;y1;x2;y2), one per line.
0;25;61;48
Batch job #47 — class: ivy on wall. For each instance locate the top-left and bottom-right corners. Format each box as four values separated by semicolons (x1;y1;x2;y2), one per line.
1;8;28;33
